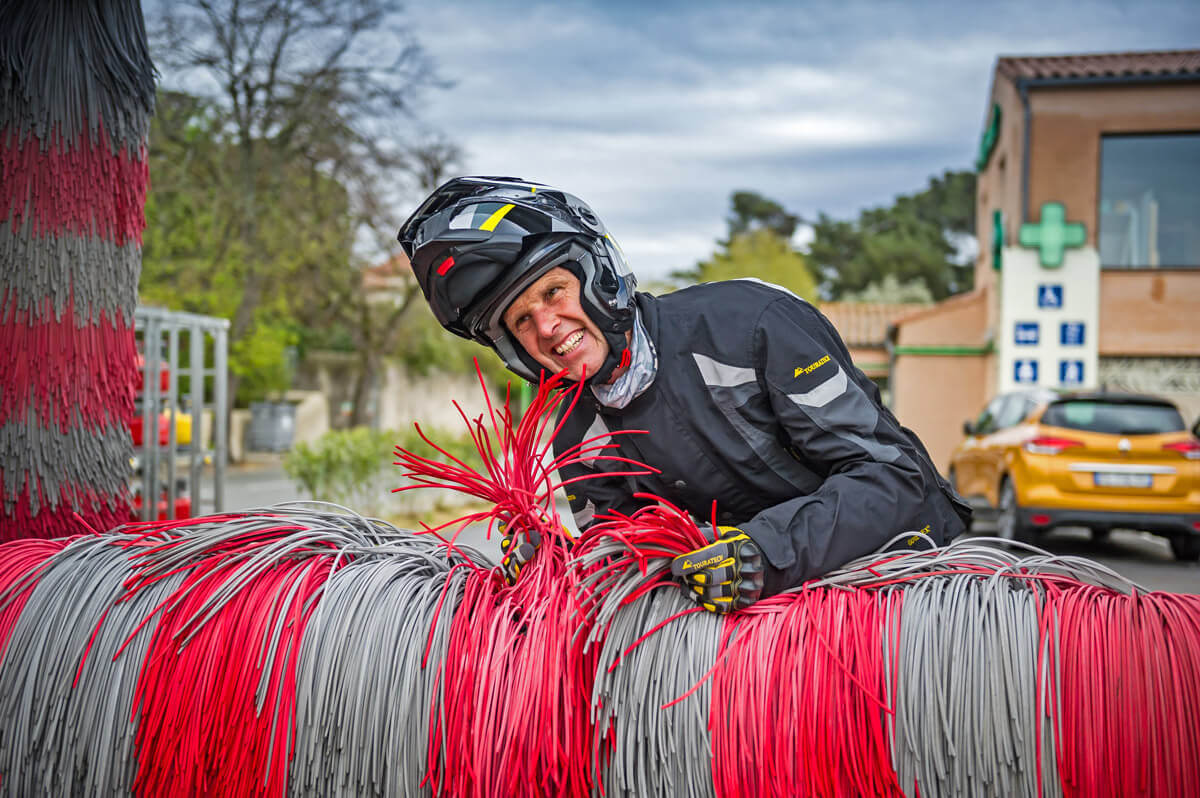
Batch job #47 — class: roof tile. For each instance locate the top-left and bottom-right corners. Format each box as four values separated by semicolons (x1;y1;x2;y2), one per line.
997;49;1200;82
362;252;413;291
818;302;930;347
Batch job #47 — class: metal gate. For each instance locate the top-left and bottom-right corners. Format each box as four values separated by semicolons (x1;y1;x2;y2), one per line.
133;307;229;521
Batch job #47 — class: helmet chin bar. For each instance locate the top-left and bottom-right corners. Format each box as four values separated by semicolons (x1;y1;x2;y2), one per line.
585;327;630;386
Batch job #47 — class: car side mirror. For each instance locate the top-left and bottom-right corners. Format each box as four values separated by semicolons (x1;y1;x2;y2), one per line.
962;420;975;436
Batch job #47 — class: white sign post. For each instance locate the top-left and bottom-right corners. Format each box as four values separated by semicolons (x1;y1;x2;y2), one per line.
997;203;1099;393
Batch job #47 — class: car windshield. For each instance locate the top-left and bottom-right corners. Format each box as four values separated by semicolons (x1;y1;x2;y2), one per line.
1041;400;1184;435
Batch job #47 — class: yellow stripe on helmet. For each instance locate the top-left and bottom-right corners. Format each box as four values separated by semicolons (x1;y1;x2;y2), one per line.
479;203;516;232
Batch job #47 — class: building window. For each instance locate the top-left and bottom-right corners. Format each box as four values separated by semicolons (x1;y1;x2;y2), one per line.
1098;133;1200;269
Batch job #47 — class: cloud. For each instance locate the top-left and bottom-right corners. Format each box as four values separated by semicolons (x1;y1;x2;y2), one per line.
400;0;1198;279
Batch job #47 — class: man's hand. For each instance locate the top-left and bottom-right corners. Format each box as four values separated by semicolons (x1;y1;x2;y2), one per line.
670;526;764;614
498;512;575;586
500;523;541;586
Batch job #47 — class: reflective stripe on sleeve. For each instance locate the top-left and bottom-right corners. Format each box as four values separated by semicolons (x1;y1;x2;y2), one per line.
786;367;905;465
692;353;814;489
786;367;846;408
573;498;596;528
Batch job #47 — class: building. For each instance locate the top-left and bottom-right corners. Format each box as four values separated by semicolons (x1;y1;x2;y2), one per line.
818;302;929;403
292;251;495;435
891;49;1200;471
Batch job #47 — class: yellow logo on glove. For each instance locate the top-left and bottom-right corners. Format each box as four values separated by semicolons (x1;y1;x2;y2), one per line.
680;553;725;572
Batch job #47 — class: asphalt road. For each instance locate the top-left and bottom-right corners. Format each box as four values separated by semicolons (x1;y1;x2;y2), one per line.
219;458;307;513
967;519;1200;594
217;456;509;563
218;460;1197;593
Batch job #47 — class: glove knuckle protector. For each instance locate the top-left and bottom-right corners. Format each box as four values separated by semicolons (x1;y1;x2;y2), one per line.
671;526;763;614
498;509;570;586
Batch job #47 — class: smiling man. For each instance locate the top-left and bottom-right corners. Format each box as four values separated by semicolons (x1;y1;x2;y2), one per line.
502;266;612;383
398;176;972;612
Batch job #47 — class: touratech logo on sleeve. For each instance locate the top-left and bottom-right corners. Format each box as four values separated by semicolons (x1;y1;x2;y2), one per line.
794;355;830;378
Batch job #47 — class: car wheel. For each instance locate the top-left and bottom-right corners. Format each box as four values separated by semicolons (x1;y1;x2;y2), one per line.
1089;527;1111;543
1169;535;1200;562
996;478;1034;545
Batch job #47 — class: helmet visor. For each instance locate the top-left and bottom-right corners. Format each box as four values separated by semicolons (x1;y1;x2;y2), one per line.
601;235;633;281
447;201;558;240
398;176;547;255
467;238;583;345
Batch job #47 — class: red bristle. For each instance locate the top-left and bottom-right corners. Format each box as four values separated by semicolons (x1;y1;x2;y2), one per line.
0;475;133;542
129;549;333;797
1;125;147;245
0;537;70;657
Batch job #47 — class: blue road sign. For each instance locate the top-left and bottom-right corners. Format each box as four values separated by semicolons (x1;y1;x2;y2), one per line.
1059;360;1084;386
1014;322;1039;345
1014;359;1039;384
1012;321;1041;345
1060;322;1085;346
1037;284;1063;309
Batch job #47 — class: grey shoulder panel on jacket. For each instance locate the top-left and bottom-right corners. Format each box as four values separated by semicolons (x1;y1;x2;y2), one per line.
645;279;817;353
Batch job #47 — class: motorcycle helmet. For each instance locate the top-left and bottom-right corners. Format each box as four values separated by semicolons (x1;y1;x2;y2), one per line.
397;176;637;383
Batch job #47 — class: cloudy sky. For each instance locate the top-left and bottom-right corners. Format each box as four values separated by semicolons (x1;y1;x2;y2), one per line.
395;0;1196;281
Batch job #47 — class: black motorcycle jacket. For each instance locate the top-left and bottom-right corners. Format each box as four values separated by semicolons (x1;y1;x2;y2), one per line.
554;280;973;595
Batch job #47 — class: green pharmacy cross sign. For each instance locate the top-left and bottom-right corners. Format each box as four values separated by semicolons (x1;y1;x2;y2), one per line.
1019;202;1086;268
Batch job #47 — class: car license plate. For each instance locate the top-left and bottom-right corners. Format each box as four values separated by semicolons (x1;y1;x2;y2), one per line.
1094;472;1153;488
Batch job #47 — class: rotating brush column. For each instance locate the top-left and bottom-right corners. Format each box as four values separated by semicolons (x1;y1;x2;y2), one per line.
0;0;155;539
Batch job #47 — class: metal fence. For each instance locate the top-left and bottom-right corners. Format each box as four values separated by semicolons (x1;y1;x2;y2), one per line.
133;307;229;521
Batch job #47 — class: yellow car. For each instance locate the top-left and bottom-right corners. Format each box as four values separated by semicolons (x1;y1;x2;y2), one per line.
948;391;1200;560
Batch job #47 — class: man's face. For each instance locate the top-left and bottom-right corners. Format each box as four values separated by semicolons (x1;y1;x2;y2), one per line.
502;267;610;382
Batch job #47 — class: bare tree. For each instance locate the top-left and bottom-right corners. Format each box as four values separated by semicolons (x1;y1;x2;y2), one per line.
295;134;466;427
151;0;444;405
406;133;467;192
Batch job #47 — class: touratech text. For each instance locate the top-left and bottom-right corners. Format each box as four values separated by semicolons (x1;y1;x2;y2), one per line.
794;355;830;378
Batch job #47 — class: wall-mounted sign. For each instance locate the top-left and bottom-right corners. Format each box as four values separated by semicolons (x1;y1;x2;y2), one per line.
1060;322;1085;346
976;103;1002;171
992;209;1004;271
1014;359;1039;384
1014;322;1039;345
1019;202;1086;269
1059;360;1085;387
997;246;1098;393
1037;284;1063;309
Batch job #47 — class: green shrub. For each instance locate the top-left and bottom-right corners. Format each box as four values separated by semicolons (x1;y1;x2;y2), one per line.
394;424;489;472
283;424;485;514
